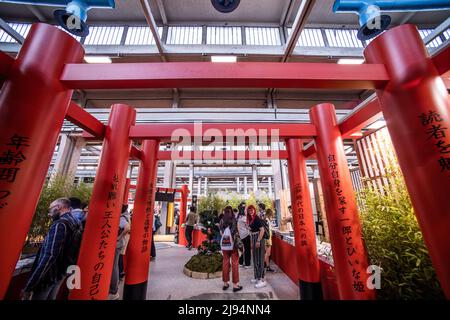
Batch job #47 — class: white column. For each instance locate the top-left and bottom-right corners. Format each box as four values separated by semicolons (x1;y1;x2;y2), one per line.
204;177;208;195
271;142;285;227
52;134;85;177
252;165;258;193
268;176;273;197
188;164;194;197
281;161;289;192
244;176;248;196
197;177;202;196
236;177;240;193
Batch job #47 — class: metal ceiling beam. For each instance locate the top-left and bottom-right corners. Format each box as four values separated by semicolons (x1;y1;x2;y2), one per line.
26;5;47;22
155;0;168;25
140;0;181;110
282;0;316;62
424;17;450;45
0;18;24;44
280;0;296;27
140;0;165;60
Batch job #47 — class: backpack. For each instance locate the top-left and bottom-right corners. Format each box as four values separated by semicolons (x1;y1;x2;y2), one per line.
260;218;270;240
60;218;83;268
220;226;234;251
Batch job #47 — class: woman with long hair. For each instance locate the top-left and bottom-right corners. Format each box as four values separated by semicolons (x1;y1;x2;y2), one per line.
219;206;243;292
247;204;267;288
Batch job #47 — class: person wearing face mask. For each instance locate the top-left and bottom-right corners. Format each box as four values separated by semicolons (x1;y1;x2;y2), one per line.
21;198;81;300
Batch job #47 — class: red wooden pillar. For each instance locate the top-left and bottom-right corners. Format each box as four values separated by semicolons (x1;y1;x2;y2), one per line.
178;184;189;246
286;139;322;300
123;178;131;205
365;24;450;298
310;103;375;300
123;139;159;300
69;104;135;300
0;23;84;298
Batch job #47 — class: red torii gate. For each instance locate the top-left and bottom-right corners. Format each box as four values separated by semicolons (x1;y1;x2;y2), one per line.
0;23;449;301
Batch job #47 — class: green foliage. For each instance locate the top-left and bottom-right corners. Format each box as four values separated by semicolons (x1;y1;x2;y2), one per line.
244;191;273;211
223;191;246;209
185;252;223;273
199;191;273;214
27;174;92;243
197;210;221;255
359;165;444;299
198;193;226;215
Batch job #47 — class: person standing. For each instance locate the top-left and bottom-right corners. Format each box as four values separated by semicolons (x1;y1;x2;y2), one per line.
258;203;266;219
119;207;131;280
237;204;251;268
185;206;198;250
151;210;162;260
109;204;131;300
247;205;267;288
264;208;276;272
21;198;82;300
69;197;84;223
220;206;243;292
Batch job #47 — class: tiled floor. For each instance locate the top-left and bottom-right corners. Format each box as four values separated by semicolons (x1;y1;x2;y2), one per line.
119;242;300;300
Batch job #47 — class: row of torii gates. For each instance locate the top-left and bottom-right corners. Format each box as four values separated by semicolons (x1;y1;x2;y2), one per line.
0;23;449;300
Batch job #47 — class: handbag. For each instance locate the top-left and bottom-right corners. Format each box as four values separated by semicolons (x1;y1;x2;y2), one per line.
234;232;243;250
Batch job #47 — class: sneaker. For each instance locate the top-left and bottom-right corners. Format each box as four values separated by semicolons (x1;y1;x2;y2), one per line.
250;278;258;283
244;265;251;269
255;280;267;288
108;292;120;300
266;267;276;272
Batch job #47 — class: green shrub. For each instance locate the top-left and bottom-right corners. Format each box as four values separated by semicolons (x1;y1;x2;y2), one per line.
359;165;444;299
198;193;226;215
27;174;92;243
197;210;221;255
185;252;223;273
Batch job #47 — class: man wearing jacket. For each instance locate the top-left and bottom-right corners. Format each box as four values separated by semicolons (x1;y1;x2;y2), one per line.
21;198;80;300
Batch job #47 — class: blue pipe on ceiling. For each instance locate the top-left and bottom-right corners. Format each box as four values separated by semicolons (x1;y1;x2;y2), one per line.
0;0;115;36
333;0;450;40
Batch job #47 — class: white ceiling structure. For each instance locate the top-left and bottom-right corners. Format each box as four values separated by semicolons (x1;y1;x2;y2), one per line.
1;0;449;191
1;0;448;110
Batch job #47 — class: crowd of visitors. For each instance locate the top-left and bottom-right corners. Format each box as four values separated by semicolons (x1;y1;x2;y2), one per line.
217;201;277;292
20;192;278;300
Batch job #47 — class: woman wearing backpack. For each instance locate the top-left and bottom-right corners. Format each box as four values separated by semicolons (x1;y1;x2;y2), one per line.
219;206;243;292
247;204;267;288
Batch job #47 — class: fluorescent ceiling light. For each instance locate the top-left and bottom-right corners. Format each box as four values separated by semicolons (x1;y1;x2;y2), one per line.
367;120;386;130
211;55;237;63
337;58;365;65
350;132;363;137
84;56;112;63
